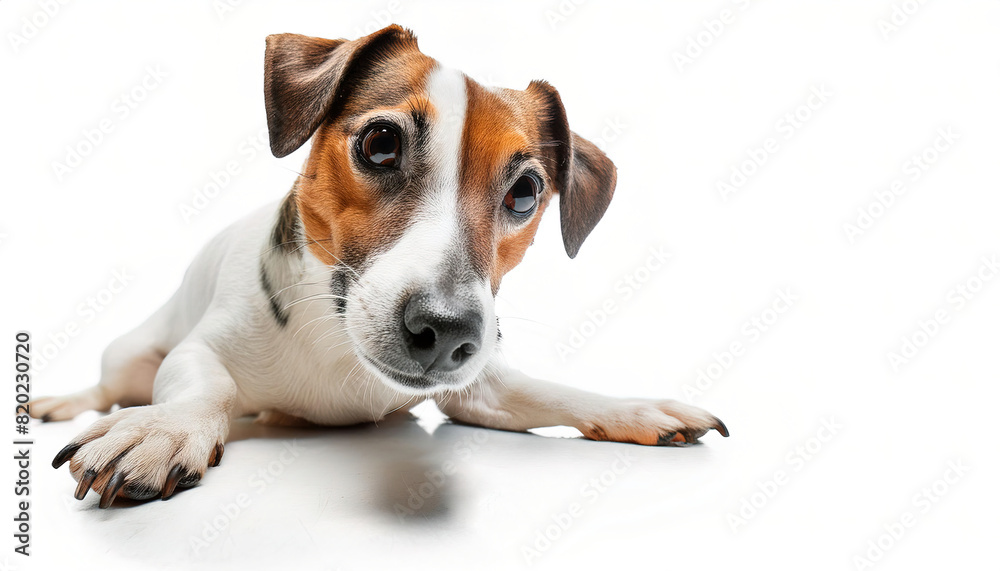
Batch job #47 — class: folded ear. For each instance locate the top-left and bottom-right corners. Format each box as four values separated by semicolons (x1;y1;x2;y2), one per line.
264;25;418;158
528;80;617;259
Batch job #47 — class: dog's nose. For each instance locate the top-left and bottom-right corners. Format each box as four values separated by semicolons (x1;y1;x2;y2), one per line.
402;290;483;373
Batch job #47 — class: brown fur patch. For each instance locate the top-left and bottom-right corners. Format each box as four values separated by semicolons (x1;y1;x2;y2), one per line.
581;421;670;446
294;49;436;270
459;80;554;291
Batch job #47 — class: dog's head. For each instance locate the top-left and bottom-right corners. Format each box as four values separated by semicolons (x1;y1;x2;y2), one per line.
264;25;616;395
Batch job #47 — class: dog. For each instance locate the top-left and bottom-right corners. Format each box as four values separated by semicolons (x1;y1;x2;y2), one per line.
31;25;728;508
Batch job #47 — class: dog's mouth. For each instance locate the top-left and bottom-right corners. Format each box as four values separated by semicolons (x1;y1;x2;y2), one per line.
356;350;459;394
339;258;496;395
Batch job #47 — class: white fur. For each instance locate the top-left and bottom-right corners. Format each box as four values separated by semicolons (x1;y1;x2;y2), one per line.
348;65;496;394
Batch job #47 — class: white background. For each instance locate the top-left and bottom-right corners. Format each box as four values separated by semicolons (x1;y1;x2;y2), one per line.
2;1;999;570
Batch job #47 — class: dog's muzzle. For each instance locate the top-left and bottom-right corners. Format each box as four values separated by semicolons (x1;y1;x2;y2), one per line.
401;287;483;373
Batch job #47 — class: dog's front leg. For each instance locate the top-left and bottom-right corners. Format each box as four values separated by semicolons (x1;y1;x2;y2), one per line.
51;338;238;507
437;366;728;446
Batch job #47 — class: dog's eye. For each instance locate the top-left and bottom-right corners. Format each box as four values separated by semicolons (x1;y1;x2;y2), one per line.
503;174;540;216
360;125;401;167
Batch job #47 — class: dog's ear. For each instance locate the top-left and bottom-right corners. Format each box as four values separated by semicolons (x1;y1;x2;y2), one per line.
264;26;418;158
527;80;617;259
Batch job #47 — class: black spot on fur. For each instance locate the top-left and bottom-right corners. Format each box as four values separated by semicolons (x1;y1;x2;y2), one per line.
331;268;348;315
259;261;289;327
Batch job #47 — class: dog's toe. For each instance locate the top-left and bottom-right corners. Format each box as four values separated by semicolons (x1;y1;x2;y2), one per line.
580;399;728;446
55;405;225;507
29;387;112;422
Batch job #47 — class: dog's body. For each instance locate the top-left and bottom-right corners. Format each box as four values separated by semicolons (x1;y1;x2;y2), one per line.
32;26;726;508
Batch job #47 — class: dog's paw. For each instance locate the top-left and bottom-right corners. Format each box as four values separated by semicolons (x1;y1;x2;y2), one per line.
28;386;112;422
579;399;729;446
51;404;225;508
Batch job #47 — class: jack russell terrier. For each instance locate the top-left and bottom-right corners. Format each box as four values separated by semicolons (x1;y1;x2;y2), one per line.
32;25;728;508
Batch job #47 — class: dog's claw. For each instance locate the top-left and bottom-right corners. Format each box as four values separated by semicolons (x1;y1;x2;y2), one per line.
52;443;81;469
209;443;224;467
161;464;185;500
100;472;126;509
712;417;730;438
655;432;679;445
75;469;97;500
178;472;201;488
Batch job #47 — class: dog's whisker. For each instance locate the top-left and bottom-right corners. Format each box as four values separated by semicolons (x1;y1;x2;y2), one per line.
317;331;367;357
342;361;365;394
301;233;368;286
313;327;357;349
279;165;315;180
367;371;379;423
293;309;341;339
496;315;554;328
281;292;350;312
268;278;334;302
381;393;416;418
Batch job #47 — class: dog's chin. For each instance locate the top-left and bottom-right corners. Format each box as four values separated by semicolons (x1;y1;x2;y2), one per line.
356;351;479;396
